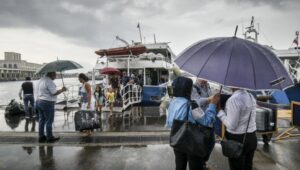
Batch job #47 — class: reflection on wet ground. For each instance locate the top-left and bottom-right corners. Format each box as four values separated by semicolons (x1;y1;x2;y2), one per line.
1;142;298;170
1;105;300;169
0;106;167;132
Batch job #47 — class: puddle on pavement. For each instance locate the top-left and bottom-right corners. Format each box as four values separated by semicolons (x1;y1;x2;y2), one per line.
0;106;167;132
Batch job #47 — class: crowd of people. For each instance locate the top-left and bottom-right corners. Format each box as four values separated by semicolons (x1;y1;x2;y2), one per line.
18;70;257;170
168;76;257;170
19;71;142;139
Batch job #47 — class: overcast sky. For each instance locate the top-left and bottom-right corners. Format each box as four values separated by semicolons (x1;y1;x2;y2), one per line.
0;0;299;71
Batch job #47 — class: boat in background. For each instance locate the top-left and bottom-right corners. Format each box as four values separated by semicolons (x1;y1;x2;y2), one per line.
95;45;147;56
93;36;176;112
244;16;300;82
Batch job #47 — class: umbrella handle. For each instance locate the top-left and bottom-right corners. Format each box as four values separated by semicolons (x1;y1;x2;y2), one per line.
219;85;223;94
60;71;65;87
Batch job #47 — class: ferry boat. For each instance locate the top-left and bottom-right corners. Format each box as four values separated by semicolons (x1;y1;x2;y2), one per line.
273;47;300;82
93;36;176;112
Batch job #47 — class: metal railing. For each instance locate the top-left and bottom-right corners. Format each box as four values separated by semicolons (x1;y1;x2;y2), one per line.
57;84;81;108
120;84;142;110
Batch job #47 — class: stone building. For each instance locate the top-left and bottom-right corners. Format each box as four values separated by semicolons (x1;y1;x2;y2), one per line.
0;52;42;81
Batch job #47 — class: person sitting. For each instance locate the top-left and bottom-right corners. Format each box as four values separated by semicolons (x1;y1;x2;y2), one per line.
167;76;220;170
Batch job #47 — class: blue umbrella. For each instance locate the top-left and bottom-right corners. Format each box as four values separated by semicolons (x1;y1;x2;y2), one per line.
175;37;293;90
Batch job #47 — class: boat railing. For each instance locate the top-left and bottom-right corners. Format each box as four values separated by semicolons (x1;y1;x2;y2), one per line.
120;84;142;110
288;63;299;80
57;84;81;108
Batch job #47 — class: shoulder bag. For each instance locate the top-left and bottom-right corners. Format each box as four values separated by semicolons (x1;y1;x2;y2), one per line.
220;104;253;158
170;101;213;158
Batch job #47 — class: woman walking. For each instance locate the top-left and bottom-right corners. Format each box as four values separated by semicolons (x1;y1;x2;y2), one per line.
78;73;94;136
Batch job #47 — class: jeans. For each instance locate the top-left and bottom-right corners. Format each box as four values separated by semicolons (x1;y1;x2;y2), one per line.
23;95;35;117
36;100;55;139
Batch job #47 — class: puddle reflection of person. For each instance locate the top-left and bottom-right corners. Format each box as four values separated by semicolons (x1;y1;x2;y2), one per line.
22;146;35;155
39;146;55;168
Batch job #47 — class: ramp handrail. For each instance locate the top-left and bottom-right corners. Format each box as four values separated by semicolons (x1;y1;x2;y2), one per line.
120;84;142;110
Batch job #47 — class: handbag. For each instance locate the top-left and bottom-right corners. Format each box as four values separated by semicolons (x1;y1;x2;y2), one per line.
220;105;253;158
74;110;101;131
170;101;213;158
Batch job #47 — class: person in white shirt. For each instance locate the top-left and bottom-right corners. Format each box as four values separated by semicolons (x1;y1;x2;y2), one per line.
217;88;257;170
36;72;67;143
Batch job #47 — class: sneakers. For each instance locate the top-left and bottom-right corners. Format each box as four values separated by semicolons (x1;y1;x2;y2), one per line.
46;136;60;143
38;136;47;143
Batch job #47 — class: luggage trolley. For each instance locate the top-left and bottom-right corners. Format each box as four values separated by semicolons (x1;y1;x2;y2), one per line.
255;102;278;145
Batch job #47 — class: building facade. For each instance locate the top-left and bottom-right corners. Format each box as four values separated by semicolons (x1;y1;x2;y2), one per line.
0;52;42;81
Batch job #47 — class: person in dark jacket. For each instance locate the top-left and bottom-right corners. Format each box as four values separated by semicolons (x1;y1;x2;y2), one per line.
19;77;35;118
167;76;220;170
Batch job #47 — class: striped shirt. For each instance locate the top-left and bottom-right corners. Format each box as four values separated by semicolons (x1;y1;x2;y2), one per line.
217;90;256;134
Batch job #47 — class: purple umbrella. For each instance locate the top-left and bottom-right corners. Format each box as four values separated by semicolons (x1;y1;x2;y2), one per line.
175;37;293;90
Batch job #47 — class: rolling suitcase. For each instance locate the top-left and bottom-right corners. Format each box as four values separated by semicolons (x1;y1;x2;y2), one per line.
255;107;275;132
74;110;101;131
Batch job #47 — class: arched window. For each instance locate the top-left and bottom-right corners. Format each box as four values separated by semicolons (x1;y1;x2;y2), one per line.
14;64;18;68
3;64;7;68
8;64;12;68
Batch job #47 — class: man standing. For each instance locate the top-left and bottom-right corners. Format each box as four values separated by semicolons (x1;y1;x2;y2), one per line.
36;72;66;142
191;78;212;110
191;78;213;170
19;77;35;119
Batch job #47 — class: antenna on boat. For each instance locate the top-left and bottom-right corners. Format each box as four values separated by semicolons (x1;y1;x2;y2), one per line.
116;36;130;47
154;34;157;44
234;25;238;37
243;16;259;42
137;22;143;43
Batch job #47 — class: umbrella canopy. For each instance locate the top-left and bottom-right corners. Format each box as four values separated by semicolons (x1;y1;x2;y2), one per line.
36;60;83;74
175;37;293;90
100;67;121;75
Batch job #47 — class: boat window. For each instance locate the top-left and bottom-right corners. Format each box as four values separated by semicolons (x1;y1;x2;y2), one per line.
144;68;169;86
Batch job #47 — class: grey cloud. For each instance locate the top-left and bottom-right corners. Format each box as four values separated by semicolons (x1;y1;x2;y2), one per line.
0;0;299;51
0;0;166;49
227;0;300;9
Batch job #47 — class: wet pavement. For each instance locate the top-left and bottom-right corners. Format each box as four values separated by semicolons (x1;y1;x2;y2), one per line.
1;106;300;169
0;141;296;170
0;106;167;133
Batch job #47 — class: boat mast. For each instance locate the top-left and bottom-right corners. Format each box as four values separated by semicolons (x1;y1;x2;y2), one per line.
137;22;143;43
243;16;259;42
